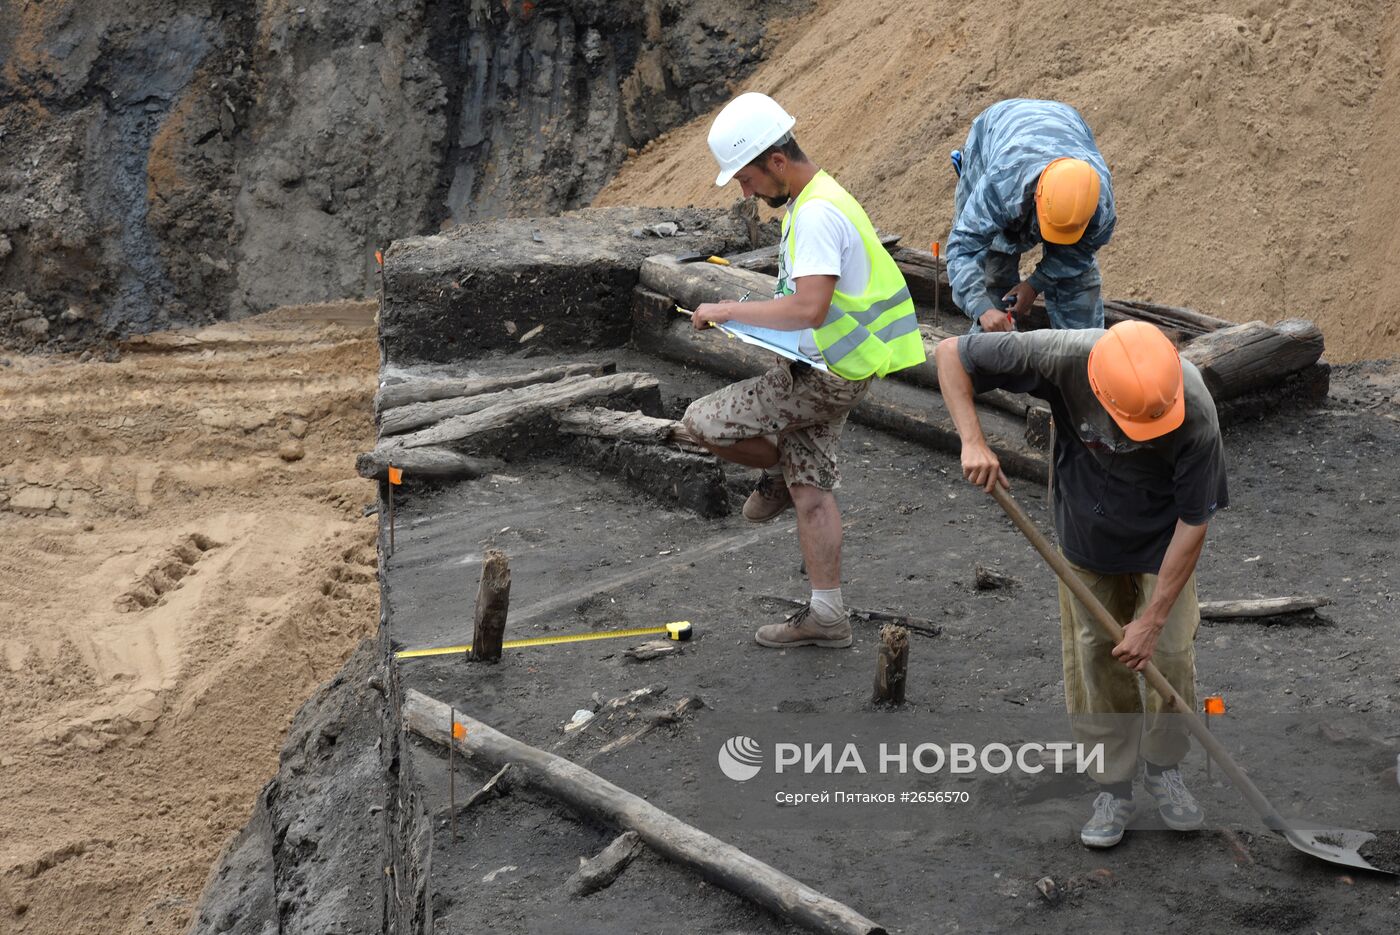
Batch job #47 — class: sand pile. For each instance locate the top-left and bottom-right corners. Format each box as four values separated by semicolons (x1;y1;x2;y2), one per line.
0;305;380;934
597;0;1400;362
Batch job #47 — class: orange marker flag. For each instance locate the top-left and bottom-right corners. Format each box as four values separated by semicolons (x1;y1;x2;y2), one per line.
452;722;466;740
388;466;403;485
1204;696;1225;716
375;249;384;267
932;241;940;260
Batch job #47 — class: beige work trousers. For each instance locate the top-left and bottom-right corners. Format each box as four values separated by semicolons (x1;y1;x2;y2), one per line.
1058;556;1201;785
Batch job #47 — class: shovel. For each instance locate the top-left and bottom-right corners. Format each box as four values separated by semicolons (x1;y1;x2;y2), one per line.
990;484;1394;875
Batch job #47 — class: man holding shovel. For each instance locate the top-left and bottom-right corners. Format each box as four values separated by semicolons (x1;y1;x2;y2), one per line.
934;322;1228;848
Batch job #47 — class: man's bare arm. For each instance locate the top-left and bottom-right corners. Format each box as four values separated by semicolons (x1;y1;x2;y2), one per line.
935;337;1009;492
691;275;837;332
1112;519;1209;671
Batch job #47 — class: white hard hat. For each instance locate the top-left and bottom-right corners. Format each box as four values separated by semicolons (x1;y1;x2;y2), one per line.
707;92;797;186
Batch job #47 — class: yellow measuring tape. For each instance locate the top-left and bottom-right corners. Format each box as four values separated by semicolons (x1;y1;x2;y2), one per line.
395;621;693;660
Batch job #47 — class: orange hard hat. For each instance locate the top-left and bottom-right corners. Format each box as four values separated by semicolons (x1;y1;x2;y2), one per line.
1087;321;1185;441
1035;157;1101;245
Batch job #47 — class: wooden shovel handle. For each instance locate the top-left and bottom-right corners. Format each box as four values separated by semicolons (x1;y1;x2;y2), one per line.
989;484;1290;831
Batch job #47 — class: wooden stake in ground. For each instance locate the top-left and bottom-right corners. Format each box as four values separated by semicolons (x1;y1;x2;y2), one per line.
873;625;909;705
402;690;886;935
470;549;511;662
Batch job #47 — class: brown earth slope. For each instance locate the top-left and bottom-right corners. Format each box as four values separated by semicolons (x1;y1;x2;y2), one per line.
597;0;1400;362
0;306;379;934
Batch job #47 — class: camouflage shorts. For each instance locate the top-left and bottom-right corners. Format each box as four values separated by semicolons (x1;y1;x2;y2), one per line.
682;362;871;491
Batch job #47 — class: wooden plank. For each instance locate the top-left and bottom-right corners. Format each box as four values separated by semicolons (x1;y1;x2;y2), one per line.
375;363;609;415
402;691;887;935
555;407;692;448
381;372;623;436
392;372;660;450
1199;595;1331;619
355;445;493;481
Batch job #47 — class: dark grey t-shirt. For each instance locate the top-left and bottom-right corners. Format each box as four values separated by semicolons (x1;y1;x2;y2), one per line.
958;329;1228;574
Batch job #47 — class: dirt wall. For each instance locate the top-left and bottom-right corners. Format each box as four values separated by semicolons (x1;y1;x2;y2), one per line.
0;0;802;346
596;0;1400;362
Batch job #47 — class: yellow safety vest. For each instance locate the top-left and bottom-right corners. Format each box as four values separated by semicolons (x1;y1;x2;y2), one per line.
780;171;924;379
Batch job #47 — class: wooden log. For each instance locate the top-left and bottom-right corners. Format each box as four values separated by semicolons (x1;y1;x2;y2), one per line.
556;407;702;451
888;246;953;312
1180;319;1325;401
889;245;1223;339
634;279;1036;432
402;690;887;935
470;549;510;663
392;372;661;450
724;232;901;275
873;626;909;705
375;362;610;415
355;445;494;481
568;831;646;897
909;325;1031;419
1112;298;1233;333
382;372;628;436
640;254;776;308
857;378;1047;483
1213;360;1330;427
630;291;1048;484
1199;595;1331;619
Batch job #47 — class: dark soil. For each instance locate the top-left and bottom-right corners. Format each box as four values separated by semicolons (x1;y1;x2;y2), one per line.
1360;831;1400;875
370;349;1400;934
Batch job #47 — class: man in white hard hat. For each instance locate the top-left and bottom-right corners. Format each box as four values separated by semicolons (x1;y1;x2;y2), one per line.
681;92;924;649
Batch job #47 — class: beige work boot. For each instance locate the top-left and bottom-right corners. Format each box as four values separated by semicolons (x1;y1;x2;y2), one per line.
755;604;852;649
743;472;793;523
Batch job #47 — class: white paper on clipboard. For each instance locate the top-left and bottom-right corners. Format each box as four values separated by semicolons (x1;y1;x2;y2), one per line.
716;321;829;370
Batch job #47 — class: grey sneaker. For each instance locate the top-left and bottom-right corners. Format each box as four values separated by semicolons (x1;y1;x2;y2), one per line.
1080;791;1136;848
755;605;852;649
743;473;793;523
1143;766;1205;831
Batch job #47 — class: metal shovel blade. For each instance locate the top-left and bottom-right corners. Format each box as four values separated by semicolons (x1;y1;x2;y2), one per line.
1278;825;1393;875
